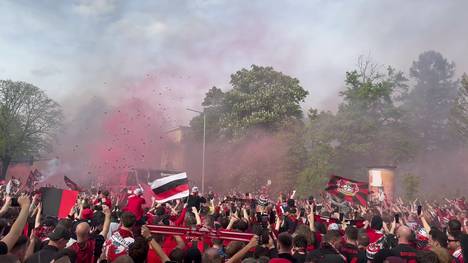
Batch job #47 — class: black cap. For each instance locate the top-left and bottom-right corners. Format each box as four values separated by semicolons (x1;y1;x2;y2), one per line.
48;226;71;241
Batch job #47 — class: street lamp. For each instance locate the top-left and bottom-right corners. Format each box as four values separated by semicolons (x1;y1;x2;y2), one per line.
186;108;206;194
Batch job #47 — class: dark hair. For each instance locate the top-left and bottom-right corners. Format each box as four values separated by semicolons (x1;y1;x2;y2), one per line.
358;232;370;247
129;237;149;263
371;215;383;230
429;228;448;248
416;250;439;263
170;247;185;263
323;230;341;244
120;212;136;228
345;226;358;241
102;190;110;197
278;232;293;250
233;220;248;232
448;219;462;234
293;234;308;249
184;248;202;263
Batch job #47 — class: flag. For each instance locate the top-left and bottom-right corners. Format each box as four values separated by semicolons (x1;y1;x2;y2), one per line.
64;176;82;192
325;175;369;206
40;187;79;218
150;172;189;203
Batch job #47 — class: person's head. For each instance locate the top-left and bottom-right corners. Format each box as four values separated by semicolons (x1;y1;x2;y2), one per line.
0;255;20;263
447;230;463;251
184;247;202;263
128;237;148;263
293;234;308;251
396;226;412;244
112;255;135;263
344;226;358;244
429;228;448;248
9;236;28;261
48;226;72;249
225;241;244;258
203;248;223;263
133;188;143;196
448;219;462;235
169;248;185;263
277;232;293;252
323;230;342;250
192;187;199;196
358;232;370;248
371;215;383;231
294;224;315;246
416;250;439;263
75;222;90;242
120;212;136;228
101;190;110;198
51;248;77;263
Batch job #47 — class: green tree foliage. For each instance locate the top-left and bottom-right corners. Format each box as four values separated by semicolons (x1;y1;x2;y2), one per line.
0;80;63;179
221;65;308;137
449;74;468;143
296;110;336;196
190;65;308;139
332;59;414;178
189;87;225;140
404;51;459;151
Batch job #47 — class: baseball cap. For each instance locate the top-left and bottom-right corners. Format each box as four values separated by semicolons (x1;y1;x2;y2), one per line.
48;226;71;241
134;188;143;195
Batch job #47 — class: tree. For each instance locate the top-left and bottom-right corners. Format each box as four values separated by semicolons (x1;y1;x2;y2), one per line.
449;73;468;143
296;110;336;196
404;51;459;151
189;86;225;140
330;58;414;179
221;65;308;137
0;80;63;180
402;173;420;201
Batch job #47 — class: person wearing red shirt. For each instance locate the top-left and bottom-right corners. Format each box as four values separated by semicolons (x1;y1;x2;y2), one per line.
366;215;384;243
103;212;136;262
123;188;146;224
93;190;111;208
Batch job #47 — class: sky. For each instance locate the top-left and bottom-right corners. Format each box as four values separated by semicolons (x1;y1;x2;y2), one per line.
1;0;468;126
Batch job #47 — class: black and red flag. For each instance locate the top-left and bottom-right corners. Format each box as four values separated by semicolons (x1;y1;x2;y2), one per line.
64;176;82;192
150;172;189;203
325;175;369;206
40;187;79;218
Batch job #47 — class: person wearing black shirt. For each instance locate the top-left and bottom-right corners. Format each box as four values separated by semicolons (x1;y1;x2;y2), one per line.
292;234;307;263
187;187;206;210
340;226;364;263
25;226;71;263
307;230;346;263
389;226;417;263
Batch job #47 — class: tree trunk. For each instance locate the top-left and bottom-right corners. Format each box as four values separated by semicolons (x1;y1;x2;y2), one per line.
0;156;11;181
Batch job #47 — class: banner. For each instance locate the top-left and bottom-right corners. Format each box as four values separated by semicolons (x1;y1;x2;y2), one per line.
325;175;369;206
64;176;82;192
150;172;189;203
41;187;79;218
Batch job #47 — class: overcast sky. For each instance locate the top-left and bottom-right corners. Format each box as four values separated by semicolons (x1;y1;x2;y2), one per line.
1;0;467;124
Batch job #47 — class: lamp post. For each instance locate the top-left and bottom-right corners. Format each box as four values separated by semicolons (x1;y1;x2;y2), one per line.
186;108;206;194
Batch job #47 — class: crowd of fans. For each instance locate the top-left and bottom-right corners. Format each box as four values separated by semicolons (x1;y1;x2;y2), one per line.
0;183;467;263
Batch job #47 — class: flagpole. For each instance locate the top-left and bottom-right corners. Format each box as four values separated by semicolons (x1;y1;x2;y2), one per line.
186;108;206;194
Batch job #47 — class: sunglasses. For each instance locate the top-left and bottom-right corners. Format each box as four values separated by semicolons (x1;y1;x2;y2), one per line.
448;239;459;242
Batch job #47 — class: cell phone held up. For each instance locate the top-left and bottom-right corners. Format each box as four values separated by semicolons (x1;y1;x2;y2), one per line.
417;205;422;216
394;213;400;224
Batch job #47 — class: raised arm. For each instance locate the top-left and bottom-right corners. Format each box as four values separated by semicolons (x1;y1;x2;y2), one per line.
1;194;30;252
100;205;112;238
226;235;258;263
0;196;11;217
